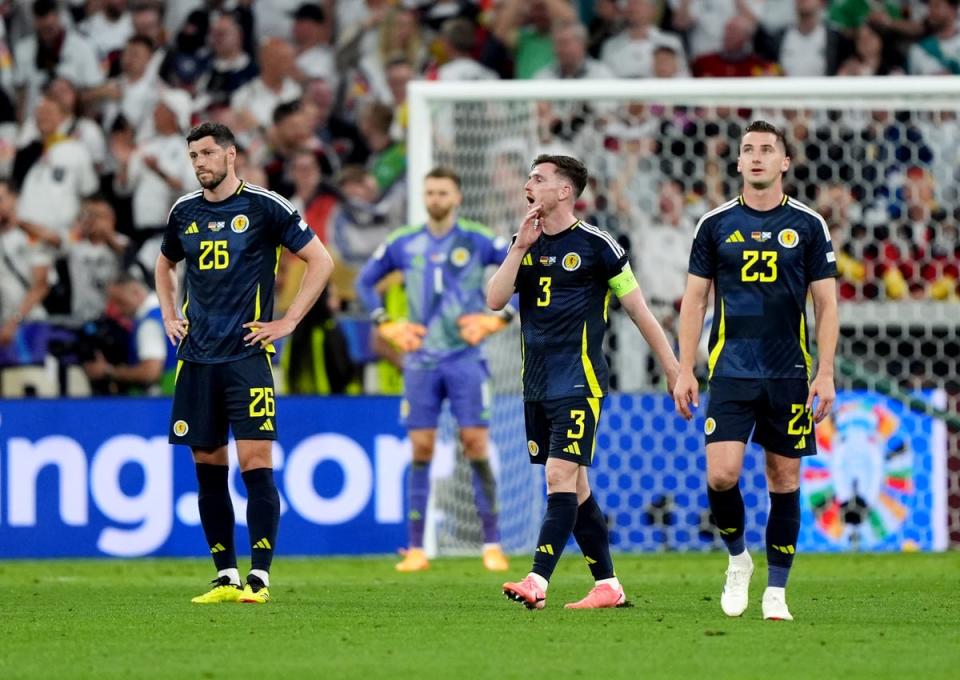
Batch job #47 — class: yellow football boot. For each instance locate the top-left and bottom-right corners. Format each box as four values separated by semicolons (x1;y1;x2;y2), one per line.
238;576;271;604
191;576;243;604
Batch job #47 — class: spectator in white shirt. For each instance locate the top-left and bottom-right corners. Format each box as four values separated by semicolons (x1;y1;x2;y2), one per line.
908;0;960;75
436;18;500;81
112;88;197;241
601;0;690;78
534;21;615;79
78;0;134;65
16;96;98;249
291;3;336;85
13;0;104;121
776;0;848;77
231;37;302;131
17;77;109;174
62;195;125;325
0;180;50;347
670;0;761;59
86;34;159;134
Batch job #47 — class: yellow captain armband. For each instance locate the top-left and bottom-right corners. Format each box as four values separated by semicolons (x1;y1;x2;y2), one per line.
608;265;639;299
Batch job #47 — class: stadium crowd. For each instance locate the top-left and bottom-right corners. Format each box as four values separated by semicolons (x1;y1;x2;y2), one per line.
0;0;958;398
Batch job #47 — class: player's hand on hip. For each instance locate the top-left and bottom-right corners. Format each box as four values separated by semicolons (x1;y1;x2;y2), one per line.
672;369;699;421
378;319;427;353
457;313;507;345
243;318;296;348
806;373;835;423
163;316;188;345
515;204;543;249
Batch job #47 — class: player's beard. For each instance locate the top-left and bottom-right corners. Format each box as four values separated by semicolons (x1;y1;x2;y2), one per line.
426;204;453;221
197;167;228;190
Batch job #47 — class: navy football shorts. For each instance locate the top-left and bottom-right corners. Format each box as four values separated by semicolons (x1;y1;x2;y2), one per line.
705;377;816;457
524;395;604;466
169;353;277;448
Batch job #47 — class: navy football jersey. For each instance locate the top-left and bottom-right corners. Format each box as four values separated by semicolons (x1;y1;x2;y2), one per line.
514;220;628;401
160;181;315;363
688;195;838;380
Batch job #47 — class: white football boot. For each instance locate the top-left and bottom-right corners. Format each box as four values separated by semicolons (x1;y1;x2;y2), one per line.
720;552;754;617
762;586;794;621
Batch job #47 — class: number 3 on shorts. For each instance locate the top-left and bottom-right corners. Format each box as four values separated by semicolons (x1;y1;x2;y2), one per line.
567;409;586;439
249;387;275;417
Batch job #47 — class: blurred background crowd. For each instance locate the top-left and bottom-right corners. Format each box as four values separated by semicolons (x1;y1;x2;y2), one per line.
0;0;958;399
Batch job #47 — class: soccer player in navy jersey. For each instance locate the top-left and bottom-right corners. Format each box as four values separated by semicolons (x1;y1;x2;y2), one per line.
357;167;512;573
156;122;334;603
488;154;679;609
673;120;839;621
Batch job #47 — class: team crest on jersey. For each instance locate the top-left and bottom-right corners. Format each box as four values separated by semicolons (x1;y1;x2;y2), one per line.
778;228;799;248
527;440;540;456
751;231;771;242
207;221;225;232
539;255;556;266
450;247;470;267
562;252;581;271
231;214;250;233
704;417;716;435
173;420;189;437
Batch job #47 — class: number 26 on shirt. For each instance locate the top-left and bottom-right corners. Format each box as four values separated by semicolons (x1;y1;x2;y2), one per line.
199;240;229;270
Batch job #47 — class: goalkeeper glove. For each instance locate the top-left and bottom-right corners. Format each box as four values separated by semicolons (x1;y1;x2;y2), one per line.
378;319;427;353
457;313;508;346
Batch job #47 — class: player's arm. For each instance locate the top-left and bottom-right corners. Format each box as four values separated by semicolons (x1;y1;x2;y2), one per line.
807;277;838;423
674;273;712;420
487;204;542;310
243;237;333;347
357;241;426;353
155;253;187;346
614;270;680;394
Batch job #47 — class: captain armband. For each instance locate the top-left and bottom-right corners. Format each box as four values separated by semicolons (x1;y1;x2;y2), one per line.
608;265;639;299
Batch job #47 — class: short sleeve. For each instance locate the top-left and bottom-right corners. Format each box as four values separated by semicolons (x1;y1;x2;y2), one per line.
265;192;315;253
804;213;839;282
688;217;716;279
160;206;185;262
594;230;628;281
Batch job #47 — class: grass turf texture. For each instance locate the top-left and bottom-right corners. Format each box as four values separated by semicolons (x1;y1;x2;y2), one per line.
1;552;957;679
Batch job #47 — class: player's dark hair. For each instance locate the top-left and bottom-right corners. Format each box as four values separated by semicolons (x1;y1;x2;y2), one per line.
186;121;236;148
441;18;476;54
425;166;461;189
742;120;791;156
532;154;588;197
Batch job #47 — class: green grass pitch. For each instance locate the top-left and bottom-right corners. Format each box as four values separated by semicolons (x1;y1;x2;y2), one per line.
1;552;957;679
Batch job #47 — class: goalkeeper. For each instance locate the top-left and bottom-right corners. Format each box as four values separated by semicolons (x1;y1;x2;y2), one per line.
358;167;513;573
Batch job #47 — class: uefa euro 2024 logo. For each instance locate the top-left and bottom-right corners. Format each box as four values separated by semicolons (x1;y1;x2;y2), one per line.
802;398;914;550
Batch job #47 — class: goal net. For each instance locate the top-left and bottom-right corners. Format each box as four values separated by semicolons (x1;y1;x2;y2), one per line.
408;77;960;554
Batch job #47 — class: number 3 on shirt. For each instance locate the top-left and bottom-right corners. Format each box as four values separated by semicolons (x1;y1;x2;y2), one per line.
199;240;229;270
537;276;551;307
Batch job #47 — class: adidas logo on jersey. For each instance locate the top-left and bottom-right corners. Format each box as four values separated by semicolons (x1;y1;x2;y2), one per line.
562;441;581;456
259;418;274;432
725;230;745;243
184;221;199;235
